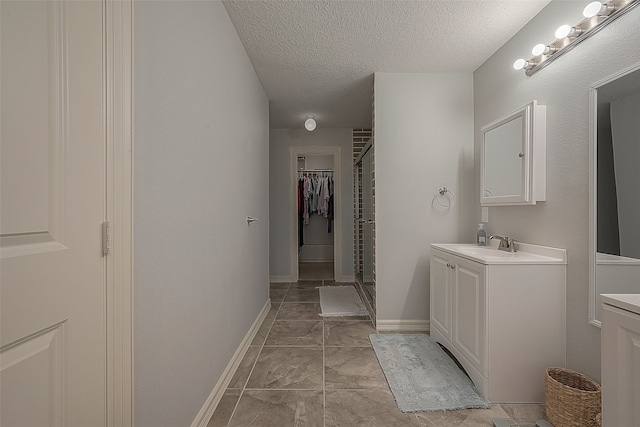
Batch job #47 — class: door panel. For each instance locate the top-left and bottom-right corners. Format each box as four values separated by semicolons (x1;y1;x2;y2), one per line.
453;258;486;373
430;252;451;339
1;1;106;426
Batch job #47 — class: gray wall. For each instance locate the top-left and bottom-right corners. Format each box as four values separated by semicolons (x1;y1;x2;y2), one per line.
374;72;474;322
134;2;269;426
269;129;354;280
473;1;640;381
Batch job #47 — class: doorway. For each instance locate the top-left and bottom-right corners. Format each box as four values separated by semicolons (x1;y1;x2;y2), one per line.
290;146;342;282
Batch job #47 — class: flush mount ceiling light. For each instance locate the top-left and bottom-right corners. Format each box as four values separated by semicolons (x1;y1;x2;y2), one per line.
304;117;316;131
514;0;639;76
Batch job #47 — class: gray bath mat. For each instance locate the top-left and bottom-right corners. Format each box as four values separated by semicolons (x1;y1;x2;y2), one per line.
318;286;368;317
369;334;490;413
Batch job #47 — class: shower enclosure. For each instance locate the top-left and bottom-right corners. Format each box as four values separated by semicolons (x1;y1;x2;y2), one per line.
355;142;375;322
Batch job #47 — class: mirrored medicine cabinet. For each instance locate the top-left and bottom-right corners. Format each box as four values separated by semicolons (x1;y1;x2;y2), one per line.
481;101;546;206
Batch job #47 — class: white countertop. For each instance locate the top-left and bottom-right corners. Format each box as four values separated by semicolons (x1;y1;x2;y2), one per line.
601;294;640;316
431;242;567;265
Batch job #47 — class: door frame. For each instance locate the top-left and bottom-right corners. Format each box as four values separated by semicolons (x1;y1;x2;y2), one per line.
105;1;133;425
290;146;342;282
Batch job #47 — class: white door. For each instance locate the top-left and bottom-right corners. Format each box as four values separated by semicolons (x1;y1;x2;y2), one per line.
1;1;107;426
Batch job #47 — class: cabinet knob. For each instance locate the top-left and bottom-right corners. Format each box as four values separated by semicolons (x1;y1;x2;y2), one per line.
450;264;456;269
446;263;451;268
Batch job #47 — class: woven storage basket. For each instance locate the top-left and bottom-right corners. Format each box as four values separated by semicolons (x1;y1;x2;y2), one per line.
545;367;601;427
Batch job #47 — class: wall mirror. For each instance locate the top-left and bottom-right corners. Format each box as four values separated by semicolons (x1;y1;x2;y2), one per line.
481;101;546;206
589;64;640;327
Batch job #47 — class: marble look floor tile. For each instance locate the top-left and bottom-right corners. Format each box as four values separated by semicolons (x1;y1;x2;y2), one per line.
227;390;323;427
325;389;420;427
207;389;241;427
270;288;287;303
290;280;323;288
264;302;281;321
227;347;261;390
265;321;323;347
246;347;323;390
499;404;546;424
324;321;377;347
415;405;511;427
283;287;320;303
269;283;290;290
250;317;275;347
325;347;389;389
276;303;322;320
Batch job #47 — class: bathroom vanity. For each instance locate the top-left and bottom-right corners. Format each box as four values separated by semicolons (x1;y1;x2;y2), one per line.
601;294;640;427
430;242;567;402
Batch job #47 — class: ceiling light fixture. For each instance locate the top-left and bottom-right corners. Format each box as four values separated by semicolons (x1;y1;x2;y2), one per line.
514;0;638;76
304;117;316;131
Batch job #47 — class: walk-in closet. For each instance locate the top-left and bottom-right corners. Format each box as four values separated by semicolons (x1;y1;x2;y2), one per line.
297;154;335;280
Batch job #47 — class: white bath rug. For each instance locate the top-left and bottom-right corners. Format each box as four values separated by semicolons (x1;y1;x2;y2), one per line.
318;286;368;317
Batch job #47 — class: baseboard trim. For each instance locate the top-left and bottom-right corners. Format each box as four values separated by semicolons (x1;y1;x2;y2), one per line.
337;275;355;283
269;276;291;283
190;298;271;427
376;320;430;333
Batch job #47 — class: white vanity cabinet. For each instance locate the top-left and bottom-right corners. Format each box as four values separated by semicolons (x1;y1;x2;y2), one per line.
601;294;640;427
430;243;567;403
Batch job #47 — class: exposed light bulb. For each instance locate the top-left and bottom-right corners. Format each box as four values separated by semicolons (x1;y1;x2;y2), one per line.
304;118;316;131
513;59;528;70
532;43;547;56
583;1;603;18
555;24;572;39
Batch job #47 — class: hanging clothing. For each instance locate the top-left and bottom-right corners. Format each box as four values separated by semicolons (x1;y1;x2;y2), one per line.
327;177;334;232
298;171;334;233
298;178;304;248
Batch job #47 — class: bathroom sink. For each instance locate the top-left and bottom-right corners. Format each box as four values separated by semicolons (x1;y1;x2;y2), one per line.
448;246;515;259
431;243;567;265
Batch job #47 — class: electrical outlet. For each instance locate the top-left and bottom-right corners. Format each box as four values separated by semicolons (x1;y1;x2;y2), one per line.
481;207;489;223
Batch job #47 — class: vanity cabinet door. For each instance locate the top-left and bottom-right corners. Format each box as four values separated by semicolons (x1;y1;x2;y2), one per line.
430;250;453;342
452;256;487;374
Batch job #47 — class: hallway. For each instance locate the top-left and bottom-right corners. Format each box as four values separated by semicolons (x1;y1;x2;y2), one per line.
207;281;547;427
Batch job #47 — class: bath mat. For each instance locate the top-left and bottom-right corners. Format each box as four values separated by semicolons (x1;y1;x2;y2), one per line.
318;286;368;317
369;334;490;413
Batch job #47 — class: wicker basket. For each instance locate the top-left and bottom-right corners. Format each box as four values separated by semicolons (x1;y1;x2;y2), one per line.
545;367;601;427
595;413;602;427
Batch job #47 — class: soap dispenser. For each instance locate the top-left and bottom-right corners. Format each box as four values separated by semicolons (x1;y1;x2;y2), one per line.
476;224;487;246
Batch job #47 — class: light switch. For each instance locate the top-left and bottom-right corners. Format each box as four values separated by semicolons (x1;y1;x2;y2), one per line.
481;207;489;223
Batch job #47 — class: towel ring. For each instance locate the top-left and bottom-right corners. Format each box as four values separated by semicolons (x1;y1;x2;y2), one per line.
434;187;456;208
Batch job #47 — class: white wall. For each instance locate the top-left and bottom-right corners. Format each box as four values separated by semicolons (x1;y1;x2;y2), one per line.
473;1;640;381
134;2;269;426
269;129;353;280
374;73;474;322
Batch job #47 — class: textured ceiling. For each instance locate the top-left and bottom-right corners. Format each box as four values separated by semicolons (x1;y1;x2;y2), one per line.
223;0;551;129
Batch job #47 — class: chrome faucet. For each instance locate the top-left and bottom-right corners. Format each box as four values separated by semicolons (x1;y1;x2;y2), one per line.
489;235;517;253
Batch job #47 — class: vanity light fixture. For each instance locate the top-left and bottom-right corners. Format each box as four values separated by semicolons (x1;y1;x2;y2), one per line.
583;1;615;18
514;0;639;76
513;58;534;71
304;117;316;131
554;24;582;39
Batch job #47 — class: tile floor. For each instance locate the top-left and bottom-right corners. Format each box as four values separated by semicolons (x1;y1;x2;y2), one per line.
299;261;334;280
207;281;547;427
